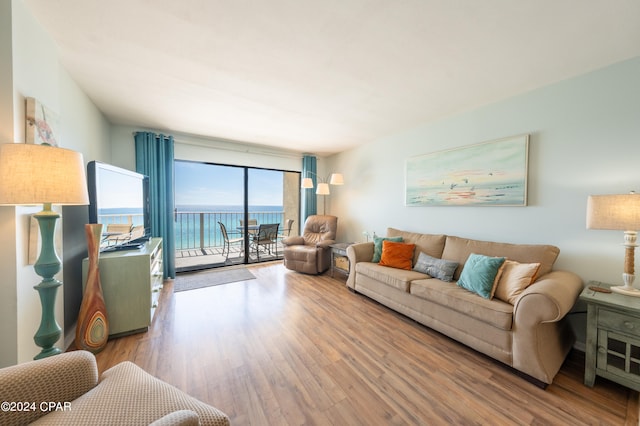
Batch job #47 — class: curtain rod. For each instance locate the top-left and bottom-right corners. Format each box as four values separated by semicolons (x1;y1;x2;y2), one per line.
132;131;318;160
174;137;304;160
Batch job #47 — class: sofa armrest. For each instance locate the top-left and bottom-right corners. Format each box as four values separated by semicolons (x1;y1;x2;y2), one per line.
0;350;98;425
150;410;200;426
514;270;583;323
282;236;305;246
316;240;336;249
346;242;374;289
512;270;583;383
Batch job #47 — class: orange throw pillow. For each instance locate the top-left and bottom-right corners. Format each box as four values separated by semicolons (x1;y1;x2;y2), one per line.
379;240;416;270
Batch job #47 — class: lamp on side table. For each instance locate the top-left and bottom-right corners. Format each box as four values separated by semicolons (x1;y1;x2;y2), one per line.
587;192;640;297
0;143;89;359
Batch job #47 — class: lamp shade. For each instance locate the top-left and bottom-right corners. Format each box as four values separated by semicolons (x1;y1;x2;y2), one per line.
0;143;89;206
586;194;640;230
301;177;314;189
329;173;344;185
316;182;330;195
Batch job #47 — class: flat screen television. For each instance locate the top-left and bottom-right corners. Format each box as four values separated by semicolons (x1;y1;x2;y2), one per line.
87;161;151;252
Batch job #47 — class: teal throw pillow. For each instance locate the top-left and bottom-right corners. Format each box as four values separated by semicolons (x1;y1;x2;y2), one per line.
457;253;506;298
413;252;459;282
372;236;403;263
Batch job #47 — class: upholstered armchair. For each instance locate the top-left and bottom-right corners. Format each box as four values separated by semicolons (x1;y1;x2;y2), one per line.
282;215;337;274
0;350;230;426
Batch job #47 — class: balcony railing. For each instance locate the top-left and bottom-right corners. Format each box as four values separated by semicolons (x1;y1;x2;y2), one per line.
98;211;285;250
174;210;285;251
99;213;144;227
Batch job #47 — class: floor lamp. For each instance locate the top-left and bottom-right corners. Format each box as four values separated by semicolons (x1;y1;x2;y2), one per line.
301;172;344;215
587;192;640;297
0;143;88;359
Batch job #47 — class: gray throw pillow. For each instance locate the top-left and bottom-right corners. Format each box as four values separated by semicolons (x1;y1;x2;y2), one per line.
413;252;459;282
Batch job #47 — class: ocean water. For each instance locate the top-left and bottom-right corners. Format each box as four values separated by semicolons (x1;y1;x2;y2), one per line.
98;207;145;226
406;181;526;206
174;205;284;250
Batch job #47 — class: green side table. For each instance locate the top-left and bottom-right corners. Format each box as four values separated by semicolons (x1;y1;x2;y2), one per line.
580;281;640;391
329;243;353;279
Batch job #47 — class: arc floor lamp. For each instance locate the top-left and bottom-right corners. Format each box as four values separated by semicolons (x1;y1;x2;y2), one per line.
301;172;344;215
0;143;88;359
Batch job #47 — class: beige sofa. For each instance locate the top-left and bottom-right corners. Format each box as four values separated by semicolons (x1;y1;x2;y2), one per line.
346;228;583;386
0;350;230;426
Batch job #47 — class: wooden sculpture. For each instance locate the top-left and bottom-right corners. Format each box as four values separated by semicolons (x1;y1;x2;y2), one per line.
76;223;109;352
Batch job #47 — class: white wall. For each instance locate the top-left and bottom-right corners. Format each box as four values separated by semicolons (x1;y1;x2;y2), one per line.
110;125;303;173
328;57;640;343
0;0;112;366
0;0;18;367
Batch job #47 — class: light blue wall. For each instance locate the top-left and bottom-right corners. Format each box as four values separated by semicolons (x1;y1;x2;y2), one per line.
329;57;640;344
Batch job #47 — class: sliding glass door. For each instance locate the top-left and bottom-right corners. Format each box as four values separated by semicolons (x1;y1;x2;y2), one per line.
174;161;299;272
246;168;299;264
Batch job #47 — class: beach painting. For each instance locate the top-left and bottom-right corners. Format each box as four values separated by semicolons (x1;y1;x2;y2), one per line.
405;134;529;206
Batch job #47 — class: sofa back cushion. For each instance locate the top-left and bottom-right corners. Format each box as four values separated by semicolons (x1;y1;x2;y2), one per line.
386;228;446;265
442;235;560;280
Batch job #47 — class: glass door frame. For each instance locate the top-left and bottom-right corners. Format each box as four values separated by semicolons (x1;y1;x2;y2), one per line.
174;160;300;271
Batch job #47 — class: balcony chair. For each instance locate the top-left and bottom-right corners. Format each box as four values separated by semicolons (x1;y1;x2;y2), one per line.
239;218;258;237
104;223;133;245
0;350;230;426
282;215;337;274
278;219;294;241
219;221;243;261
251;223;279;260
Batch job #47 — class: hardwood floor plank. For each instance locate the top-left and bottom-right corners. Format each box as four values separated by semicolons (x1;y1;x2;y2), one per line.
93;263;638;425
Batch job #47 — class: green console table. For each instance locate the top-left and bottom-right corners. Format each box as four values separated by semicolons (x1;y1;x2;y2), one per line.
82;238;164;337
580;281;640;391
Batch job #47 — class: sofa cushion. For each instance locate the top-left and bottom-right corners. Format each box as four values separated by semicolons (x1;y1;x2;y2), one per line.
356;262;428;292
379;241;415;270
410;278;514;331
494;260;541;304
413;252;459;282
372;236;404;262
442;235;560;280
386;228;447;265
457;254;506;299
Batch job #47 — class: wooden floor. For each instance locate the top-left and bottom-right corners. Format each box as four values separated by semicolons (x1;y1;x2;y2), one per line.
95;263;639;425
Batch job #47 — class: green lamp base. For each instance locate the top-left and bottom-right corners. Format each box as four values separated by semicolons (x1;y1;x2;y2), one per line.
33;279;63;360
32;205;63;360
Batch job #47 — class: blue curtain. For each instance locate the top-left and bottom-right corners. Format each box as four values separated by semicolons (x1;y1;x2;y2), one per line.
302;155;317;220
134;132;176;279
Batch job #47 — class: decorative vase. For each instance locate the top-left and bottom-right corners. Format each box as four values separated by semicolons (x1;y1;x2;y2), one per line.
76;223;109;353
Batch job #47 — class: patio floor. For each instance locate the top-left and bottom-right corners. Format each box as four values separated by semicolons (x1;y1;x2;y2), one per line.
175;242;284;271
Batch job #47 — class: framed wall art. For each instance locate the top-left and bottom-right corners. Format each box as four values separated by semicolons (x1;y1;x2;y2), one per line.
26;97;60;146
405;134;529;206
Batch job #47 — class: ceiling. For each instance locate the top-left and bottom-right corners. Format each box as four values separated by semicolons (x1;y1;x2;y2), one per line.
24;0;640;156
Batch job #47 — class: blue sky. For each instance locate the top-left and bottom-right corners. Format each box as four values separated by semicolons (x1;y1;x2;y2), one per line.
175;161;285;207
99;168;143;209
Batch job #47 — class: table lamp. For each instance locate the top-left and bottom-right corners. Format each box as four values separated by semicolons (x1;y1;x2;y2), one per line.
0;143;88;359
587;192;640;296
